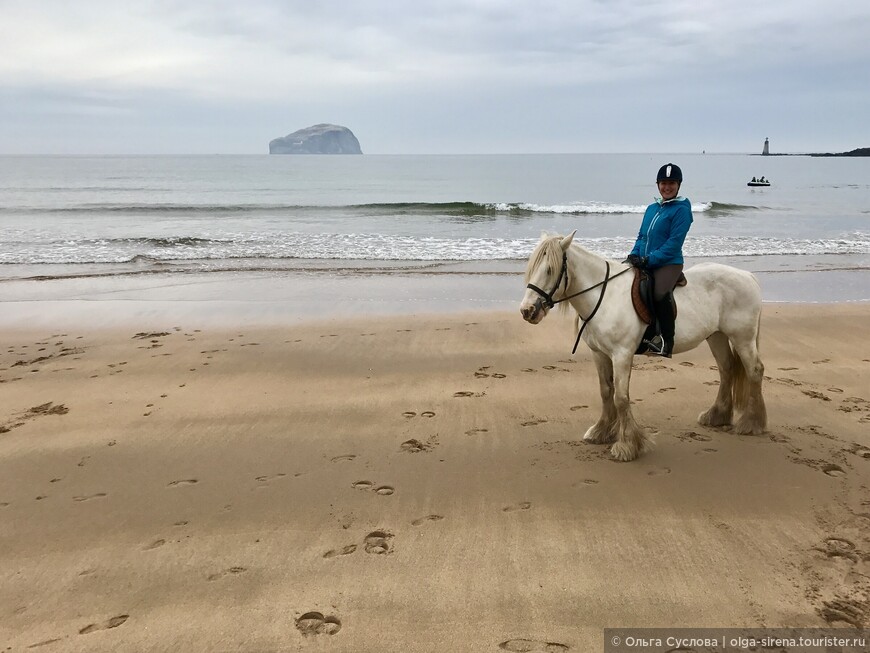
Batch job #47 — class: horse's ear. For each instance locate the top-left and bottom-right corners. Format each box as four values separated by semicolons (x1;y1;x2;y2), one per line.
560;230;576;251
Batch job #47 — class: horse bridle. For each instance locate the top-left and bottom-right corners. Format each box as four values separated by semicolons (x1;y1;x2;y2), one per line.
526;252;632;353
526;254;569;310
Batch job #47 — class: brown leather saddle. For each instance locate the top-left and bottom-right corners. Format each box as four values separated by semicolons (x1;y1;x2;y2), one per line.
631;267;686;325
632;268;687;355
631;268;688;324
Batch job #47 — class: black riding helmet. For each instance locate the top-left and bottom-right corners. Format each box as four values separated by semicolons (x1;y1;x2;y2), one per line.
656;163;683;183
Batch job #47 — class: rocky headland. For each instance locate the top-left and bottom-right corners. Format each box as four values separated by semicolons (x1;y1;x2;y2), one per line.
760;147;870;157
808;147;870;157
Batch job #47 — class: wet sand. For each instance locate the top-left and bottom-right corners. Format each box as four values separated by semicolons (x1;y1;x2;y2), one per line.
1;303;868;651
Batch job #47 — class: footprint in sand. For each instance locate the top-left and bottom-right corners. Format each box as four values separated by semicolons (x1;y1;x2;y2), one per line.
401;439;433;453
411;514;445;526
73;493;107;502
323;544;357;559
499;638;570;652
167;479;198;487
678;431;713;443
465;428;489;436
364;530;393;554
802;390;831;401
255;473;287;484
848;445;870;459
656;387;677;393
569;405;588;411
133;332;170;340
330;454;356;463
206;566;247;581
374;485;395;496
143;539;166;551
352;480;374;490
819;537;858;561
295;612;342;636
679;361;694;367
28;402;69;416
26;637;63;648
820;599;865;627
822;463;846;478
503;502;532;512
647;467;672;476
454;391;485;397
521;418;547;427
402;410;436;418
79;615;129;635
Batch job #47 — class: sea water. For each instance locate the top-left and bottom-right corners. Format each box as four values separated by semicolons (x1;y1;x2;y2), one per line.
1;153;868;324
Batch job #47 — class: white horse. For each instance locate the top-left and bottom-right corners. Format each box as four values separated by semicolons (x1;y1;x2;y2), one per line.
520;232;766;462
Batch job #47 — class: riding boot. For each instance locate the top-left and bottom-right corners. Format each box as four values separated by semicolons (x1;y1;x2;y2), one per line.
652;294;676;358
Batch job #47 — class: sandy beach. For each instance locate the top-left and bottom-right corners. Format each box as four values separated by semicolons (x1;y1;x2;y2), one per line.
1;302;869;652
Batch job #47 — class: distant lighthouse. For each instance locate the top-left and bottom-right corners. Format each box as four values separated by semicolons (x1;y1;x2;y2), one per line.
762;137;770;156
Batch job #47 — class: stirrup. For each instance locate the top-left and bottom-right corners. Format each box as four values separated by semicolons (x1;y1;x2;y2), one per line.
643;335;672;358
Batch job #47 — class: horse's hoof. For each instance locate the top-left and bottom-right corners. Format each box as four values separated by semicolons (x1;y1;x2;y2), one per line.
610;441;639;462
698;409;732;428
583;427;615;444
733;421;765;435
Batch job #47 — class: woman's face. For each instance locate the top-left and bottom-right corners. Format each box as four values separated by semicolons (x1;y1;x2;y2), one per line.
657;180;680;201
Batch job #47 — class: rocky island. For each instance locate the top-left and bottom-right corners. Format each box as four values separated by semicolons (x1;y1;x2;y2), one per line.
269;124;362;155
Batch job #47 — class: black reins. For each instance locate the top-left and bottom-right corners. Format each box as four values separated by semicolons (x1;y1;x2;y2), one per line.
526;253;633;354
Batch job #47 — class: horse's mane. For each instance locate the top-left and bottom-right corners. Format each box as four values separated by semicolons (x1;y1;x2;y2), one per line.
524;234;566;284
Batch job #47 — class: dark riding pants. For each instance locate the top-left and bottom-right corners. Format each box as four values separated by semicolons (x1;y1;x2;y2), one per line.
652;264;684;301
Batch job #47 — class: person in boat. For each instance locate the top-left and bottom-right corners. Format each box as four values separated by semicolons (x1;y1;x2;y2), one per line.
752;176;757;182
626;163;694;358
760;176;766;183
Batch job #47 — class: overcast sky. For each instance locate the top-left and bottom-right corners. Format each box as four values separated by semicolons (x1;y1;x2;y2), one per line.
1;0;868;155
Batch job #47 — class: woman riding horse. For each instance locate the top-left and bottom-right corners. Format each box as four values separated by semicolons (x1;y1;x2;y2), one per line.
626;163;694;358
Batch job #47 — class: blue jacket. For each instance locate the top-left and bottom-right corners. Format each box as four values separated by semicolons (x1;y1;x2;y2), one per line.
630;196;693;267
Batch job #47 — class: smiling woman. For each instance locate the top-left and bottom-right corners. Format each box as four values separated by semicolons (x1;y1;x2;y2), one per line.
626;162;694;357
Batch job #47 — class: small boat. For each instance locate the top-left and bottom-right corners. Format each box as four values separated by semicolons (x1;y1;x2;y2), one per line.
747;179;770;187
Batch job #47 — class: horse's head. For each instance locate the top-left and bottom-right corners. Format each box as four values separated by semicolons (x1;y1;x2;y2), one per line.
520;231;575;324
